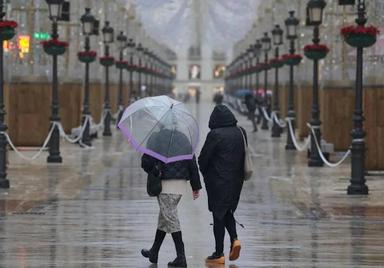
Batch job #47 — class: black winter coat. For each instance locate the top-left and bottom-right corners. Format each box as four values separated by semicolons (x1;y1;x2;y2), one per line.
198;105;246;220
141;155;202;191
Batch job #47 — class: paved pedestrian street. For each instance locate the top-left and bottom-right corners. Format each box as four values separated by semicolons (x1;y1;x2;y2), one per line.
1;102;384;268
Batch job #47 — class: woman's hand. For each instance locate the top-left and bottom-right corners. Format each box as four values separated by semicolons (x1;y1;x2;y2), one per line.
192;190;200;200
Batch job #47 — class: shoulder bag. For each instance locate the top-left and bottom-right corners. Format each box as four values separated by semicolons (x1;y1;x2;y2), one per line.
147;163;162;197
238;127;254;181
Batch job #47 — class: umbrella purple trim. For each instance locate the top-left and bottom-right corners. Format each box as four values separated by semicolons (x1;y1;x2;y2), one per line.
118;122;194;164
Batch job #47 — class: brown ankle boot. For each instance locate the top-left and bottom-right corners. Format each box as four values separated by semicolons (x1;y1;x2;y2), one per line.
229;239;241;261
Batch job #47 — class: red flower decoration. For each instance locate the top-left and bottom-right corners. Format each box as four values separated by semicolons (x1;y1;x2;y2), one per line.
116;60;128;65
341;25;380;37
269;58;283;64
282;54;303;60
304;44;330;52
0;20;18;28
100;56;114;61
78;51;97;57
42;39;69;47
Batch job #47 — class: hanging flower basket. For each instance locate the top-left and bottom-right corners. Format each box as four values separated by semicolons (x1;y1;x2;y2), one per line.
42;39;68;56
141;66;149;73
99;56;115;67
116;60;128;69
0;20;18;41
147;68;154;75
78;51;97;63
254;63;264;73
304;44;329;60
282;54;302;66
341;25;379;48
269;58;285;68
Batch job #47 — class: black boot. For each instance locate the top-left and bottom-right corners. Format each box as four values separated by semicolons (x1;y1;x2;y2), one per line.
141;229;166;264
168;231;187;267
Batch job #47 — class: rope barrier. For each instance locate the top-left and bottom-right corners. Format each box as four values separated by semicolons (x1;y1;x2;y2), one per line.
57;115;91;144
94;109;108;130
306;123;351;168
110;105;124;121
287;119;310;152
261;107;273;122
4;114;96;162
273;112;286;128
1;122;58;161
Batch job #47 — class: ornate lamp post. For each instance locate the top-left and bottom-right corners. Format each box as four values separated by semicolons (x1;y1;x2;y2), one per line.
46;0;64;163
261;32;272;130
126;38;135;102
116;31;127;124
285;10;300;150
136;43;143;98
143;48;150;96
252;40;262;93
246;47;254;91
307;0;326;167
240;53;247;90
79;8;96;147
147;51;155;96
252;40;263;124
234;57;240;91
101;21;114;137
0;0;17;187
271;24;284;138
346;0;369;195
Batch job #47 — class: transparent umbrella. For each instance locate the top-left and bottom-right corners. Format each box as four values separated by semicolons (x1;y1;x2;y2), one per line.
118;95;199;163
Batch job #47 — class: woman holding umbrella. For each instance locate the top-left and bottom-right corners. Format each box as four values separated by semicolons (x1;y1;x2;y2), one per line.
118;96;202;267
199;104;246;265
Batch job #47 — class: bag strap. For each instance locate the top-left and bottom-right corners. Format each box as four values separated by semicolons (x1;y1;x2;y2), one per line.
237;127;247;148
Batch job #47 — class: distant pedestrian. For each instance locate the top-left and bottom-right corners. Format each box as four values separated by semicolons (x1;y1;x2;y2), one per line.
256;93;263;124
196;89;201;103
213;92;224;105
198;104;246;265
141;128;202;268
244;93;258;132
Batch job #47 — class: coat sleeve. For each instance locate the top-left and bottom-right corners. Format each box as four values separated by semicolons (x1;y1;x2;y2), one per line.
141;154;158;175
198;131;220;176
188;155;202;191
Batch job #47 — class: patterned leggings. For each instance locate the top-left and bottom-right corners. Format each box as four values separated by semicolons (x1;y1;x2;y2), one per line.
157;193;182;233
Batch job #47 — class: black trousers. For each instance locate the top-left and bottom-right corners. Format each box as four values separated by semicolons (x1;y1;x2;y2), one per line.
248;110;257;131
213;211;238;255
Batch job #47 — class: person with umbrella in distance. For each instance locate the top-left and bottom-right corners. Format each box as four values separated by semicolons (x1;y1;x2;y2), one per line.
198;104;246;265
244;93;258;132
118;96;201;268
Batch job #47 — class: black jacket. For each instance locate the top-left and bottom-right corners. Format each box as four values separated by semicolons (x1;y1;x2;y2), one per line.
198;105;246;219
141;155;202;191
245;95;256;112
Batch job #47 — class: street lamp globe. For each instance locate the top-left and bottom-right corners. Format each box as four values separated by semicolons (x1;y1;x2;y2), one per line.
80;8;95;36
253;39;262;58
137;43;144;59
247;46;254;61
117;31;127;50
285;11;299;39
127;38;136;56
261;32;272;52
102;21;114;44
143;48;150;64
272;24;284;46
307;0;327;25
45;0;64;21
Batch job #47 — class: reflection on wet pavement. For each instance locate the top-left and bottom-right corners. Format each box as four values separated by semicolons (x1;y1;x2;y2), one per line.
0;102;383;267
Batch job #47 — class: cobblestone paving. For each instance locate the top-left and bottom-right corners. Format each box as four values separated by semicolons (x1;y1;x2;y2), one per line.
0;102;383;268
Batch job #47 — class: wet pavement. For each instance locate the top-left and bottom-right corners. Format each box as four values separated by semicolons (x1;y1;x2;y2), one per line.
1;102;384;268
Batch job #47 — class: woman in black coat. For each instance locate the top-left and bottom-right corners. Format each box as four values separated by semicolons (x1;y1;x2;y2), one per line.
141;128;202;268
198;104;246;265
